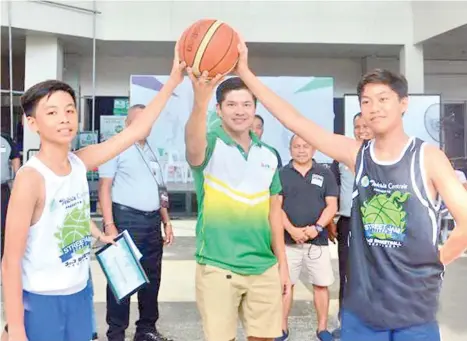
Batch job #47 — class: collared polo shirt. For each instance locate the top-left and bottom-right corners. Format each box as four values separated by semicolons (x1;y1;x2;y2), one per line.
98;143;161;212
280;161;338;246
192;125;282;275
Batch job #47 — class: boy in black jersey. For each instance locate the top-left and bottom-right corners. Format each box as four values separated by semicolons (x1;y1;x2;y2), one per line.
234;38;467;341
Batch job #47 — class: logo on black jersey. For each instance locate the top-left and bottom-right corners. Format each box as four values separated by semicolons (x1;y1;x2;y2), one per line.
361;175;370;188
361;191;410;248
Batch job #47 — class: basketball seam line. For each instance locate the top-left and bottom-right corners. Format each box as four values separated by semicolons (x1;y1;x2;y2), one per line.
180;27;190;62
192;20;223;75
208;28;235;74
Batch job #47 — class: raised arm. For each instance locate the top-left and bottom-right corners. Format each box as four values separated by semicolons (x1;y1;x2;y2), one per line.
426;146;467;265
184;69;223;167
235;40;360;170
2;168;41;341
75;45;186;171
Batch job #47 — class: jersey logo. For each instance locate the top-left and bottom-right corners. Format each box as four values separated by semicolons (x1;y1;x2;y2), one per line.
361;191;410;248
260;162;275;171
361;175;370;188
54;201;91;266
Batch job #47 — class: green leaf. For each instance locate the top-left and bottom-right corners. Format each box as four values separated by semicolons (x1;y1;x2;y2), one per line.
389;191;402;201
399;192;410;203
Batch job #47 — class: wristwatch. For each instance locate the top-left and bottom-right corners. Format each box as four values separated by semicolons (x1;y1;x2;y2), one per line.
315;224;324;233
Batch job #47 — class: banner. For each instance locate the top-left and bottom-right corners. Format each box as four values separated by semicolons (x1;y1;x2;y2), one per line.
100;115;126;142
113;98;129;116
130;75;334;186
77;131;98;148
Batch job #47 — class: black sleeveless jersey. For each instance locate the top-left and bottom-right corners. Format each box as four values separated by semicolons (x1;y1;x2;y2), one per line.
343;137;445;330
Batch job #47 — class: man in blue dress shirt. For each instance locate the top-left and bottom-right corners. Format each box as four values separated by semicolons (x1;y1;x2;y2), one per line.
98;104;174;341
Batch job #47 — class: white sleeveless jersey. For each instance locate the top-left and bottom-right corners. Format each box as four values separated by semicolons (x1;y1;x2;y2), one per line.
22;153;91;295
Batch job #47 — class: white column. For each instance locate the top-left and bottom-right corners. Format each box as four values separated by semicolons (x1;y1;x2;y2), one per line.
399;44;425;93
23;34;64;163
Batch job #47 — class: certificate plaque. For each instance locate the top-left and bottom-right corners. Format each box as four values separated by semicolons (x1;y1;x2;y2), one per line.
95;230;149;303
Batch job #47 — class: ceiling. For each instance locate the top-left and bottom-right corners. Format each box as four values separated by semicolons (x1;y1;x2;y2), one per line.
2;24;467;61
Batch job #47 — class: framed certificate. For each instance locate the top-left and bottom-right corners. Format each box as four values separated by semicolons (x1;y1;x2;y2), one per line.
95;230;149;303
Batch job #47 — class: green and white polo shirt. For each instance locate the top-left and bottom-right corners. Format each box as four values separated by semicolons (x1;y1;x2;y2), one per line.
192;125;282;275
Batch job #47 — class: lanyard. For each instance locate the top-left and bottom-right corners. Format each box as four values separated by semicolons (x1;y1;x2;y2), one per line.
134;142;167;189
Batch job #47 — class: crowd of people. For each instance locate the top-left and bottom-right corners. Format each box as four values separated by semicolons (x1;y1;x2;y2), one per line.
1;38;467;341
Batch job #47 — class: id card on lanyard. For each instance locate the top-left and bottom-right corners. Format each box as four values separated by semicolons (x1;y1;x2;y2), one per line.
135;143;169;208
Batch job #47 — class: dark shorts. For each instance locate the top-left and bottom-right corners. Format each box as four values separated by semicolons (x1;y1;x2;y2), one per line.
341;309;441;341
21;287;93;341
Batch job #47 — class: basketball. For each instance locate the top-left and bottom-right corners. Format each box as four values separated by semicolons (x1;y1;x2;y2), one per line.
179;19;240;78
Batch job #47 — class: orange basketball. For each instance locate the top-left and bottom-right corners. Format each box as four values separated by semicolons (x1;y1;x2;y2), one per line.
179;19;240;79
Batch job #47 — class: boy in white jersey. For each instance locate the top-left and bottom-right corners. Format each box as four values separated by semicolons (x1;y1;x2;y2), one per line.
1;48;185;341
234;38;467;341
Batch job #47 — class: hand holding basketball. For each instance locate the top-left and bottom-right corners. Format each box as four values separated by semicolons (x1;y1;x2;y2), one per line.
169;40;186;85
186;68;224;104
235;35;250;76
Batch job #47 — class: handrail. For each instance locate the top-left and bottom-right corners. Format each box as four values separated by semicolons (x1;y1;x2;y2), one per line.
28;0;102;14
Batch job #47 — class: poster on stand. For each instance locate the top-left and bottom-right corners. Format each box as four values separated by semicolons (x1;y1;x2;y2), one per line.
78;131;99;148
100;116;126;142
113;99;129;116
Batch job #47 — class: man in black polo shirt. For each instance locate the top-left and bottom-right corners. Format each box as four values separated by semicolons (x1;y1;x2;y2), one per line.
278;135;338;341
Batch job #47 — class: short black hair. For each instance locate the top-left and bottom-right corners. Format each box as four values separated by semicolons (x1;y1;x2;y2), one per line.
215;77;257;106
353;112;362;121
21;80;76;117
129;104;146;111
289;134;301;148
254;114;264;125
357;69;408;101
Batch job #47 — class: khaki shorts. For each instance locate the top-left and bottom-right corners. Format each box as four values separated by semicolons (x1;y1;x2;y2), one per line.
286;244;334;287
196;263;282;340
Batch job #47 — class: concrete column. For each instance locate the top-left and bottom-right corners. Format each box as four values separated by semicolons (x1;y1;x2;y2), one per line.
23;34;64;163
400;44;425;93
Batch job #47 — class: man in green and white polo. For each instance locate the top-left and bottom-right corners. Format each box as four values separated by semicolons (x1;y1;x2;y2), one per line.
185;71;291;341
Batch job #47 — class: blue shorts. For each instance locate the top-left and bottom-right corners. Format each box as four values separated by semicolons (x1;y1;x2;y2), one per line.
341;310;440;341
24;286;93;341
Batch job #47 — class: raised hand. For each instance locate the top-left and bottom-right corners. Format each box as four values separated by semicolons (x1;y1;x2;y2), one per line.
169;40;187;85
186;68;224;104
235;34;249;77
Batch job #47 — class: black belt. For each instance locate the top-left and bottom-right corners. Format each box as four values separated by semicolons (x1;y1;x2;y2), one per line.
112;203;160;217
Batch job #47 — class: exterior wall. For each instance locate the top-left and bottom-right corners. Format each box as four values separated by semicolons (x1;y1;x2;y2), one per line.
4;52;466;101
412;1;467;43
1;1;95;38
64;54;467;101
2;1;413;44
6;1;466;46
